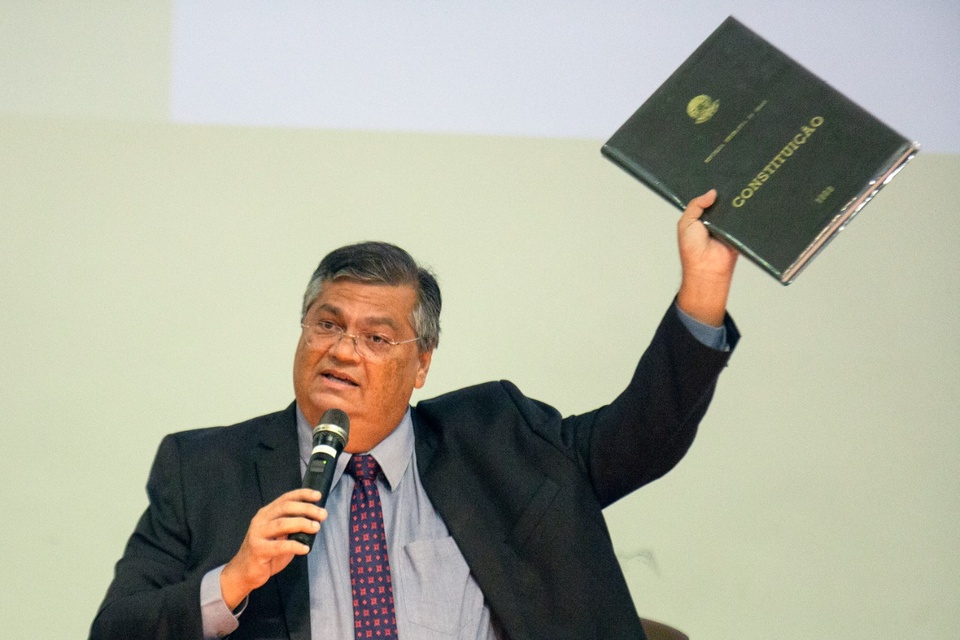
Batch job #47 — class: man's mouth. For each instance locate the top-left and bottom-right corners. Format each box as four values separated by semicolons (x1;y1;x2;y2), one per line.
321;371;359;387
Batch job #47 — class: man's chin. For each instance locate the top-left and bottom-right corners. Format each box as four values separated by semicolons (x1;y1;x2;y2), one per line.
299;392;357;426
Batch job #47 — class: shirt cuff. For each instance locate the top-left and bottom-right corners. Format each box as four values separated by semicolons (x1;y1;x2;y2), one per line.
201;565;245;639
674;302;728;351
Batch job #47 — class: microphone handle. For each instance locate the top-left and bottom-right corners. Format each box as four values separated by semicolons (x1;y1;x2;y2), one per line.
289;451;338;548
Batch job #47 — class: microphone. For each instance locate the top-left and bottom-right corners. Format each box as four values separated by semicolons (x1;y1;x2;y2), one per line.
290;408;350;549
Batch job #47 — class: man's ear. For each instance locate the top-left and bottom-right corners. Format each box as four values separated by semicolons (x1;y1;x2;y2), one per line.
414;349;433;389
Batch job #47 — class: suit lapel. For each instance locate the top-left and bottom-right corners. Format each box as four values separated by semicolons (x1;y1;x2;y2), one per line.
412;407;525;639
254;404;311;640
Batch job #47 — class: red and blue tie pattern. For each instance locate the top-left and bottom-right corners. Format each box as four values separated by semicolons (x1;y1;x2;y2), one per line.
347;454;398;638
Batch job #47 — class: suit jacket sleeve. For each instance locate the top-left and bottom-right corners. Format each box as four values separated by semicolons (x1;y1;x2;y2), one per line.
557;302;739;506
413;303;739;640
89;434;206;640
90;408;307;640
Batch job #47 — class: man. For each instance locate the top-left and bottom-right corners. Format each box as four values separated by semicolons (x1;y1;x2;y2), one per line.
90;190;739;639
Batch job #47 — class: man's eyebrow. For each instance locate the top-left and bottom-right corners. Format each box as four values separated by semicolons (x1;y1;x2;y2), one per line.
360;315;401;331
314;303;401;331
313;303;343;317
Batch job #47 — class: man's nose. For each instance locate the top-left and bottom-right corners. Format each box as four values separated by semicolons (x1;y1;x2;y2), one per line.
328;332;362;361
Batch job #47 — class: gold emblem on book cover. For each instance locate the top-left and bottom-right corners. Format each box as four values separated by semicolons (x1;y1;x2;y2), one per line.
687;95;719;124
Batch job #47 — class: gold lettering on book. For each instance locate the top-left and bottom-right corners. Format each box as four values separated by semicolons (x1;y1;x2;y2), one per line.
814;185;835;204
705;144;725;164
732;116;824;208
704;99;769;165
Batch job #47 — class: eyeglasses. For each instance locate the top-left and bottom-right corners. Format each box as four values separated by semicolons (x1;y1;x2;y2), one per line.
300;320;420;359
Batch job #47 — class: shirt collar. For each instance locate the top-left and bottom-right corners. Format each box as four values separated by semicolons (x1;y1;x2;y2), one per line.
296;404;414;493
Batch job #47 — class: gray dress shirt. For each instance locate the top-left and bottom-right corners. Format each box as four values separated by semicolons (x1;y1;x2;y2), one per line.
200;408;498;640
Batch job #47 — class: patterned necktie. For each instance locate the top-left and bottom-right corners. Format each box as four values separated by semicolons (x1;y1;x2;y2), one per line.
346;454;398;638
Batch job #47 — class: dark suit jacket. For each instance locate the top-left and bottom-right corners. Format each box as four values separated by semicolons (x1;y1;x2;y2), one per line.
90;306;737;640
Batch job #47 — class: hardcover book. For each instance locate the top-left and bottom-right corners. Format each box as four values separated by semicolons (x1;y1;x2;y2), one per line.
602;16;918;284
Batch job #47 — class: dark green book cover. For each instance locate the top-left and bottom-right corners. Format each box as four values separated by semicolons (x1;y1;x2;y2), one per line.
602;16;918;284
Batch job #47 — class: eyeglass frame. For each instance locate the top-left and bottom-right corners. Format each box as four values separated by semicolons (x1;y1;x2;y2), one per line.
300;320;421;358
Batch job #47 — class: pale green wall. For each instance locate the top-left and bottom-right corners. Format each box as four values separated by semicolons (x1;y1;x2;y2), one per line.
2;115;958;639
1;3;958;639
0;1;171;121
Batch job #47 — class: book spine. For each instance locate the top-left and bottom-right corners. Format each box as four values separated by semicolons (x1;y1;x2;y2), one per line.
601;143;686;211
701;219;784;281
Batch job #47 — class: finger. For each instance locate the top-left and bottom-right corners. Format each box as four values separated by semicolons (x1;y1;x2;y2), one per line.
244;535;314;562
681;189;717;222
258;515;323;541
692;188;718;209
278;538;314;556
280;488;323;504
272;501;328;523
257;490;326;520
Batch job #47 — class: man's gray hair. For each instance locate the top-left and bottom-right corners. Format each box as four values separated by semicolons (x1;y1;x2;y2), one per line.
301;241;441;351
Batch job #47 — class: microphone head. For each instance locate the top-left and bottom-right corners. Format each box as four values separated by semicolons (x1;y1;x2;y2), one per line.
313;408;350;447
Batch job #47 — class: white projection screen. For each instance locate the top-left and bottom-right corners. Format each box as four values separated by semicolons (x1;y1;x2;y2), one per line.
2;2;958;638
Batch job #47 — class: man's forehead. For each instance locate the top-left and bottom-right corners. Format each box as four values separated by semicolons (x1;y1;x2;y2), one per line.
309;281;417;320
